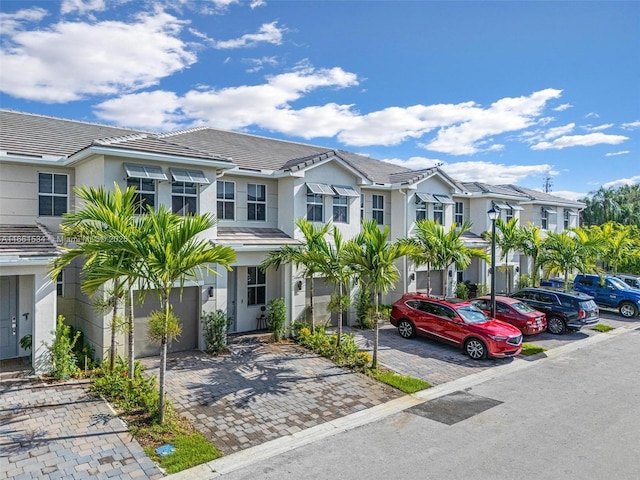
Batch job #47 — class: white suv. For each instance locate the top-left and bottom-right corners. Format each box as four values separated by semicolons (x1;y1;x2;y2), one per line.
616;274;640;289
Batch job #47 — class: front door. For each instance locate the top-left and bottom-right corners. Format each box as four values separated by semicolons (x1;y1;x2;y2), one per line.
227;268;237;332
0;276;19;359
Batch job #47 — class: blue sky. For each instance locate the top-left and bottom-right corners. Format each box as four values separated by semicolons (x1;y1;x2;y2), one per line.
1;0;638;200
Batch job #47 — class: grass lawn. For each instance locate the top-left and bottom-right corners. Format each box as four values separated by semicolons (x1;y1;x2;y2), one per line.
593;324;614;332
520;343;547;356
370;370;431;393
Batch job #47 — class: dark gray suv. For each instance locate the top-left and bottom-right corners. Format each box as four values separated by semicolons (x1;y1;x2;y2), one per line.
510;287;599;335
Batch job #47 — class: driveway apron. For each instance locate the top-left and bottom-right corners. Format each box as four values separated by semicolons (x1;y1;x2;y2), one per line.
139;341;401;455
0;379;163;480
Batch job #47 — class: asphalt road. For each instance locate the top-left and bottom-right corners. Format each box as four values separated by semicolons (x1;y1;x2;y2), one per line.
219;326;640;480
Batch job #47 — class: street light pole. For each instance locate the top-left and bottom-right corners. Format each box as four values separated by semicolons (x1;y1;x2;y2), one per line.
487;207;499;318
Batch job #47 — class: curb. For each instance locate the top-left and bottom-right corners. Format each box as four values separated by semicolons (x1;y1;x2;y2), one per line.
165;324;635;479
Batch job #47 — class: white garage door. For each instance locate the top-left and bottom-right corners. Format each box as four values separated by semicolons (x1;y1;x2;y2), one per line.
133;287;199;358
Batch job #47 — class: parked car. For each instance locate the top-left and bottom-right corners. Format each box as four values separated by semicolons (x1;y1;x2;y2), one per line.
573;274;640;318
390;293;522;360
471;295;547;335
509;287;599;335
616;273;640;290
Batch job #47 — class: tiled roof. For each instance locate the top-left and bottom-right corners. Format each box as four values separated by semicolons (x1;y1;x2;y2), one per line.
461;182;529;197
0;109;147;158
499;185;585;207
215;227;300;246
0;224;60;257
334;150;411;184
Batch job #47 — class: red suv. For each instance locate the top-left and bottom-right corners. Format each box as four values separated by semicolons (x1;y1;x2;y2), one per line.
471;295;547;335
390;293;523;359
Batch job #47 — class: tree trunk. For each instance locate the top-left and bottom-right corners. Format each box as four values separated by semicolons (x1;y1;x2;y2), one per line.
127;286;135;379
309;277;315;333
372;291;380;370
158;296;169;424
110;296;118;371
426;263;431;294
337;282;343;348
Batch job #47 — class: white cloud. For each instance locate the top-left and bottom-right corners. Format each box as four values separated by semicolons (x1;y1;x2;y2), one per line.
61;0;106;15
383;156;443;170
243;56;278;73
94;90;183;130
585;112;600;118
213;21;284;49
0;7;48;34
621;120;640;130
553;103;572;112
605;150;630;157
603;176;640;188
438;161;552;184
584;123;614;132
0;8;196;103
250;0;267;8
531;133;628;150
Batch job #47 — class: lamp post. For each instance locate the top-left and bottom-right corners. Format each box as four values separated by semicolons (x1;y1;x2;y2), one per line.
487;207;499;318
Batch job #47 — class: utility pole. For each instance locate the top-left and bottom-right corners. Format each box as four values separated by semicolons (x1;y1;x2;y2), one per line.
543;172;553;193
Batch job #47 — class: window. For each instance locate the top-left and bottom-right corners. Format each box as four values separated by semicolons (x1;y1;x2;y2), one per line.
247;183;267;221
360;194;364;220
564;210;570;229
38;173;68;216
333;196;348;223
416;199;427;221
56;271;64;297
454;202;464;225
247;266;266;306
127;177;156;214
433;201;444;224
505;208;514;222
372;194;384;224
172;181;197;215
307;192;324;222
217;181;235;220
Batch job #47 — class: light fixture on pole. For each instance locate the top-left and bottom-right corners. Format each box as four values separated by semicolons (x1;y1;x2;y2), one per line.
487;207;499;318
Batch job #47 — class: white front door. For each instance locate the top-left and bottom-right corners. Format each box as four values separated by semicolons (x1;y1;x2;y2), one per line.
0;276;18;359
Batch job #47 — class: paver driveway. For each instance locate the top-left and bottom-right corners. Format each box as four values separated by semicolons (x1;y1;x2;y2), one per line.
139;340;401;455
0;379;163;480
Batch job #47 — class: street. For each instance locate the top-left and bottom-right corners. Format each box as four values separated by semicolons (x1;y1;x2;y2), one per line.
219;327;640;480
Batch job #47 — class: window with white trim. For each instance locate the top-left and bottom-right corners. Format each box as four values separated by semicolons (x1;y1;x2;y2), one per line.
247;183;267;221
333;196;348;223
454;201;464;225
372;194;384;225
564;210;570;229
433;201;444;224
127;178;156;214
505;208;514;222
360;194;364;220
172;181;198;215
247;266;266;306
217;181;235;220
38;173;68;216
56;271;64;297
307;193;323;222
541;209;549;229
416;199;427;221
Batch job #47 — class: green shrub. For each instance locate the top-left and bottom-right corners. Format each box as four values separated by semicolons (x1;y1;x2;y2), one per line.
267;297;287;342
295;327;370;371
517;273;531;289
455;282;469;299
202;310;232;355
45;315;81;379
356;285;375;329
476;282;489;296
92;357;159;416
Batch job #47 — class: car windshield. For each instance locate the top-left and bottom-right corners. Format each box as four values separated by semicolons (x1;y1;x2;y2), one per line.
608;277;629;290
511;301;535;314
456;304;490;324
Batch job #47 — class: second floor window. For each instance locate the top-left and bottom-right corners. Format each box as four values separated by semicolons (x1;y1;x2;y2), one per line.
433;201;444;224
416;200;427;221
454;202;464;225
333;196;348;223
307;193;323;222
247;183;266;221
127;178;155;214
38;172;68;216
247;266;266;306
217;181;235;220
372;194;384;224
505;208;514;222
541;207;557;229
172;181;197;215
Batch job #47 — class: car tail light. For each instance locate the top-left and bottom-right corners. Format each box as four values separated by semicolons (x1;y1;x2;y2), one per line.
578;309;586;319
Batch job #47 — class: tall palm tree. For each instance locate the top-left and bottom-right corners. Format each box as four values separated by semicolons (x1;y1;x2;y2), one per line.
344;219;416;369
135;206;236;423
517;223;544;287
433;221;489;296
50;183;140;373
588;222;635;275
402;219;443;294
261;218;330;332
493;217;520;294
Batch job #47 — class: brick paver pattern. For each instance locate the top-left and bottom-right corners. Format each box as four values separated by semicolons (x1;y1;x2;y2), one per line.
140;342;401;454
0;380;163;480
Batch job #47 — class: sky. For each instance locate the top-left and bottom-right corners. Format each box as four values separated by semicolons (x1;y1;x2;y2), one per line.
1;0;638;200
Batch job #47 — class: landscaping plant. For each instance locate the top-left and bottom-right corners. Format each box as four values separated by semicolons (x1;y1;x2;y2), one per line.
202;309;233;355
45;315;81;379
267;297;287;342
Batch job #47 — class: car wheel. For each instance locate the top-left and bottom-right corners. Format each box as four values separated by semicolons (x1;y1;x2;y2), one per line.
397;319;416;339
465;338;487;360
619;301;638;318
547;316;566;335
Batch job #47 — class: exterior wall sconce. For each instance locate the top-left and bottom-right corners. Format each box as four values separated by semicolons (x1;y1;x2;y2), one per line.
409;272;415;281
208;286;214;298
296;280;303;291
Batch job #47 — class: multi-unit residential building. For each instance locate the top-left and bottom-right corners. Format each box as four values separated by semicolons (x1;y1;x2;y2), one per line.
0;110;584;372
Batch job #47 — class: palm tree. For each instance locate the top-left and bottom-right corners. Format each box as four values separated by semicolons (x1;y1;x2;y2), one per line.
588;222;635;275
312;225;354;347
433;221;489;296
402;219;443;295
517;223;544;287
135;206;236;423
50;184;140;373
343;219;416;369
482;217;520;294
261;218;330;332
